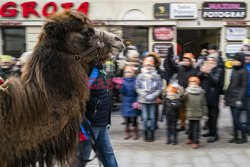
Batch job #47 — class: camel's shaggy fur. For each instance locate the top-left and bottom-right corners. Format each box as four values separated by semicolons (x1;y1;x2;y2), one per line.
0;11;124;167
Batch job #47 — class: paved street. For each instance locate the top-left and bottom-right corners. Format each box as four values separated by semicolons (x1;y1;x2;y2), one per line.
87;101;250;167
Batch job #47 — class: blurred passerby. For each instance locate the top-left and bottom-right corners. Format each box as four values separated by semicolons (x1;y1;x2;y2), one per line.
184;76;208;149
121;66;139;140
244;51;250;134
165;83;183;145
176;53;197;131
225;52;248;144
199;54;224;143
0;55;19;80
136;57;162;142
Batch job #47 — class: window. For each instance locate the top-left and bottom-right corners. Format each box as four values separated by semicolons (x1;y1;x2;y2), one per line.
123;26;148;55
2;28;26;58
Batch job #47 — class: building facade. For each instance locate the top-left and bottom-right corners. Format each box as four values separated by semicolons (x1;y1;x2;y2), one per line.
0;0;249;63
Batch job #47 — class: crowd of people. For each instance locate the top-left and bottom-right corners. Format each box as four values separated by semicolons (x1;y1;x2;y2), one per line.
119;44;250;149
1;44;250;167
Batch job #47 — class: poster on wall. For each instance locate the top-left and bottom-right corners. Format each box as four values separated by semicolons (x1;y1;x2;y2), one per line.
202;2;246;19
153;43;173;58
170;3;198;19
226;44;243;58
153;27;173;41
226;27;247;41
154;3;170;19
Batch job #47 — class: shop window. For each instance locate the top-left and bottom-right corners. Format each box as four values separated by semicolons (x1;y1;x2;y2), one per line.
123;26;148;55
2;28;26;58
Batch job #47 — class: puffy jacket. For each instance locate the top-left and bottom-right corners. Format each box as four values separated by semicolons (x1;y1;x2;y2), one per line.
121;77;139;117
198;66;224;107
136;70;162;104
225;66;248;107
184;87;208;120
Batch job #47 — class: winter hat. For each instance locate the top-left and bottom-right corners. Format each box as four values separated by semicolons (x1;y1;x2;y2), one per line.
183;53;195;61
234;52;246;65
188;76;200;85
144;52;161;68
143;56;155;66
167;83;179;93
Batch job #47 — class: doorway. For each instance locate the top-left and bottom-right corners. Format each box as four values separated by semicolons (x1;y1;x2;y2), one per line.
177;28;220;57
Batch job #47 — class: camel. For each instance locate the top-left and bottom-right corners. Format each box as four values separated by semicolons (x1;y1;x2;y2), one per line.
0;11;124;167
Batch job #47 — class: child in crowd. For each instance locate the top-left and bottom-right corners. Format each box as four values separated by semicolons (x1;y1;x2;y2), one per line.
165;83;183;145
136;56;162;142
121;66;139;140
184;76;208;149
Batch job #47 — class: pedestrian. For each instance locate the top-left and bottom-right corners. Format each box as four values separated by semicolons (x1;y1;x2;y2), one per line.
244;51;250;134
176;53;197;132
184;76;208;149
121;66;139;140
143;52;163;130
165;83;183;145
77;63;118;167
225;52;248;144
199;53;224;143
136;56;162;142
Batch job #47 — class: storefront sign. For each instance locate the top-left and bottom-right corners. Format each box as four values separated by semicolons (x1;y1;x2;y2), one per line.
226;27;247;41
153;43;173;58
0;1;89;18
170;3;197;19
153;27;173;41
226;44;243;58
154;3;170;19
202;2;246;19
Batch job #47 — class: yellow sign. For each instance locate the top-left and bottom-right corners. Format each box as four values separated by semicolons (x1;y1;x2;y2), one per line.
224;60;233;69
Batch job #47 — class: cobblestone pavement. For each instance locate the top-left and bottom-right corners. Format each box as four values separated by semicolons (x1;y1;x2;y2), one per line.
86;103;250;167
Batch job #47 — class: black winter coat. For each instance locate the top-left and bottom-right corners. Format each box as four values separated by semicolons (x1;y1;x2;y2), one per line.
198;66;224;107
225;66;248;107
177;66;197;88
86;68;111;126
165;98;181;122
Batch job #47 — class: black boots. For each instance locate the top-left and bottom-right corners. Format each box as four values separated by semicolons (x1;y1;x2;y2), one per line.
144;130;155;142
228;131;248;144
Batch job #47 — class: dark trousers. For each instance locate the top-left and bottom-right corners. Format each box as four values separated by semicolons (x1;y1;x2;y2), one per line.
188;120;200;144
167;119;178;140
166;110;178;140
231;107;246;138
208;106;219;137
125;117;138;127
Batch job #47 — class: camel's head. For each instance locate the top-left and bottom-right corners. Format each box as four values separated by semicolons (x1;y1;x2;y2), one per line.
42;11;124;65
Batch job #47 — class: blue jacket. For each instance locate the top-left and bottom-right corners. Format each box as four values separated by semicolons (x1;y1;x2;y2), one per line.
245;64;250;97
121;77;138;117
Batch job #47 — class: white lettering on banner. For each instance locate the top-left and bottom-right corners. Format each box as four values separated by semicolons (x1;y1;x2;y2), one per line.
203;11;245;18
